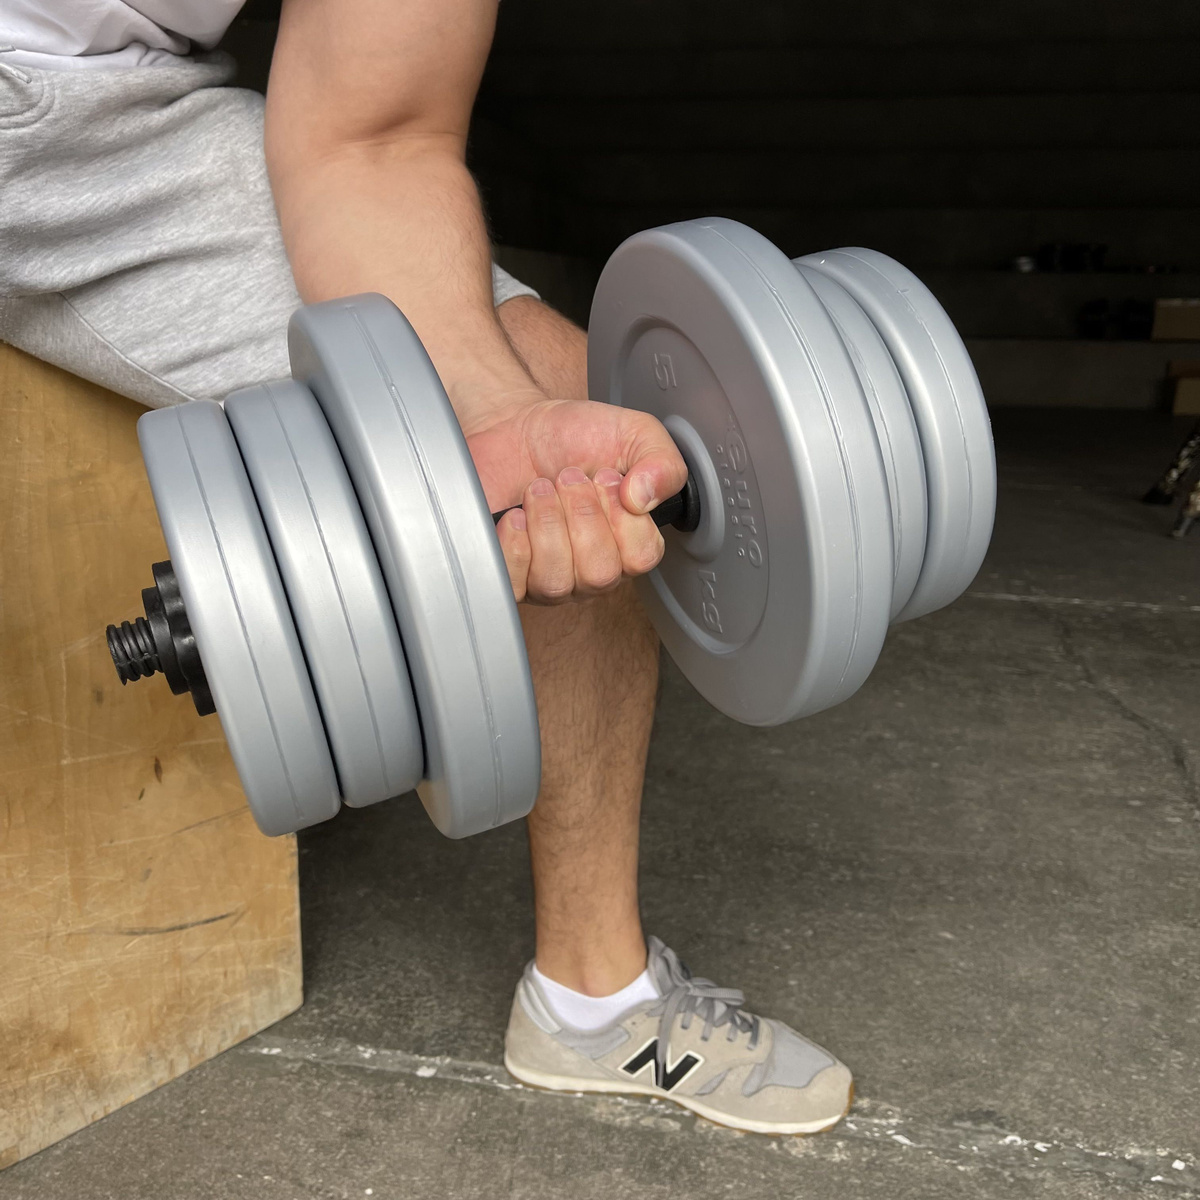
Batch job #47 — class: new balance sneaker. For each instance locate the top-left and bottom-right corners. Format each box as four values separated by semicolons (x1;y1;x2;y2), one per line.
503;937;853;1135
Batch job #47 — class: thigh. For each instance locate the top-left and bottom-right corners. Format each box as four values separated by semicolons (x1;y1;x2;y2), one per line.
496;295;588;402
0;58;539;409
0;59;299;407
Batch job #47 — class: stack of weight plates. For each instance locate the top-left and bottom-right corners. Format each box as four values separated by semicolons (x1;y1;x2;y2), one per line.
134;219;994;838
137;296;541;838
588;218;996;726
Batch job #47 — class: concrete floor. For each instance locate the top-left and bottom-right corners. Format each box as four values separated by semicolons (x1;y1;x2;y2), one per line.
4;408;1199;1199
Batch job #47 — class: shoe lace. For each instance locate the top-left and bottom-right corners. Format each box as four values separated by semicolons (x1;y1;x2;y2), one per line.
649;944;760;1079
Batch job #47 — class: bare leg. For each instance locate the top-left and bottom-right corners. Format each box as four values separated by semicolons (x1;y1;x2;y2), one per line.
497;295;660;997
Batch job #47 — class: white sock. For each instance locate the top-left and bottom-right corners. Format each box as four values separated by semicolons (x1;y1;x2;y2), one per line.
531;963;659;1031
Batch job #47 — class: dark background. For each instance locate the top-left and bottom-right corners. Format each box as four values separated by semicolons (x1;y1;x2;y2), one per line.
230;0;1200;269
473;0;1200;271
224;0;1200;408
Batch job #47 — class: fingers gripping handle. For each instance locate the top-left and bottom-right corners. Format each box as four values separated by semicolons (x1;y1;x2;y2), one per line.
492;472;701;533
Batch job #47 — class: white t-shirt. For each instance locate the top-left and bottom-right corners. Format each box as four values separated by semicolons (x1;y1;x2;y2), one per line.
0;0;244;69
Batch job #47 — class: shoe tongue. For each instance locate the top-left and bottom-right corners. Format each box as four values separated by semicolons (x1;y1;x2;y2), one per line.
645;936;680;995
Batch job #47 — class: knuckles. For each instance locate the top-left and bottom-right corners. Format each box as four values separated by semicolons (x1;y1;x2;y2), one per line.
578;560;623;594
533;505;567;530
528;569;575;604
503;534;532;564
565;499;602;520
623;532;666;576
508;459;672;602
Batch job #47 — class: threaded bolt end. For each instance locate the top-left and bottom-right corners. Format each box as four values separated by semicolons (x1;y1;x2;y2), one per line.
106;618;162;684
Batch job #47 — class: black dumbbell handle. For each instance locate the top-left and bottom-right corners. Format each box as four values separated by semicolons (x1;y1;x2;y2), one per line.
492;473;701;533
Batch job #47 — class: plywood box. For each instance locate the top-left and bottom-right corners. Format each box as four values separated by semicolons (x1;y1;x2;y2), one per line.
1173;377;1200;416
1152;298;1200;341
0;346;302;1170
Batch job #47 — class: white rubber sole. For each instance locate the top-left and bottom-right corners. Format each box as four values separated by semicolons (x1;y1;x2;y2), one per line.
503;1054;850;1136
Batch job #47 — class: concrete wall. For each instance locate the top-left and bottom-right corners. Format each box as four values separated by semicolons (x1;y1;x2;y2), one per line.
967;340;1197;409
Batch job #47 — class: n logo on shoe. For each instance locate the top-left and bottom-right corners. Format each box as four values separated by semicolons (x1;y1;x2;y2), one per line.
620;1039;703;1092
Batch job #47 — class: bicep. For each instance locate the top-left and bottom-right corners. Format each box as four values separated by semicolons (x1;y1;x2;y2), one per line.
266;0;499;164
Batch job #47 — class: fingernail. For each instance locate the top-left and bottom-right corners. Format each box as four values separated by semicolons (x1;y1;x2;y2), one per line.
595;468;622;488
630;473;655;512
529;477;554;497
508;509;527;531
559;467;588;487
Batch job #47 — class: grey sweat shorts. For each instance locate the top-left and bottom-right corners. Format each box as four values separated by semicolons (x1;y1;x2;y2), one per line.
0;55;538;409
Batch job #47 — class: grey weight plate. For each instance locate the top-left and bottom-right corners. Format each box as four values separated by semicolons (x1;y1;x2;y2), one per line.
589;218;895;725
288;294;540;839
795;262;928;621
797;249;996;621
226;380;424;808
137;400;341;836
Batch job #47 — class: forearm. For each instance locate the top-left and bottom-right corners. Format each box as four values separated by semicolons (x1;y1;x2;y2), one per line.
267;133;537;432
261;0;679;601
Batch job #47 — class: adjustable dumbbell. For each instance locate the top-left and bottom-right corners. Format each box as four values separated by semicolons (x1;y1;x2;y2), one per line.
105;218;995;840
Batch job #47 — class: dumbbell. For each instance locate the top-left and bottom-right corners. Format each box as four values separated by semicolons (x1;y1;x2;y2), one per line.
105;218;995;840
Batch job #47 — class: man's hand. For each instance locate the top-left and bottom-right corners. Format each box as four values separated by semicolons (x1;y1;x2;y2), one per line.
467;399;688;604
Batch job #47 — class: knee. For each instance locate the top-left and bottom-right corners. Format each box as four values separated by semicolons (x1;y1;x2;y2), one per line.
519;581;656;653
497;296;588;403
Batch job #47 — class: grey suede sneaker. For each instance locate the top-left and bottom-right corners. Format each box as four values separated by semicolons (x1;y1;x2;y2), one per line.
504;937;853;1135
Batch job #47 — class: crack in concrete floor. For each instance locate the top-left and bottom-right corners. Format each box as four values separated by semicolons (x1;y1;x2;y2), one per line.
1050;610;1200;816
241;1033;1199;1194
967;591;1200;615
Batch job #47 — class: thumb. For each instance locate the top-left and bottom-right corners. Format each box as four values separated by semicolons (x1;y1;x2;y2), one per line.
618;414;689;515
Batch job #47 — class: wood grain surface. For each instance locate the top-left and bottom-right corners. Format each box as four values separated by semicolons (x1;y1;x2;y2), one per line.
0;347;302;1169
